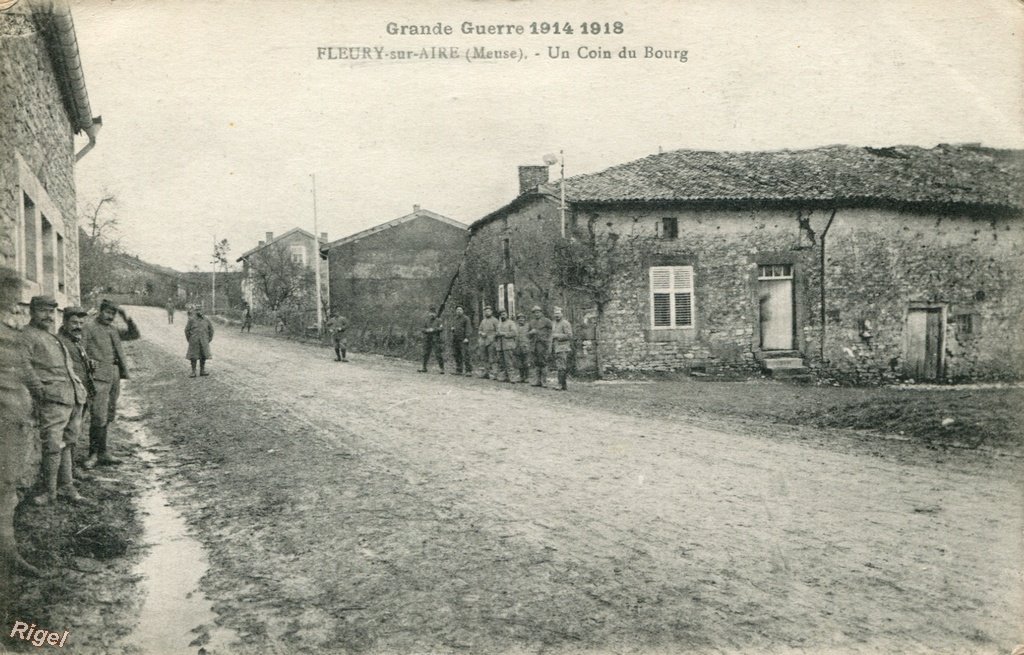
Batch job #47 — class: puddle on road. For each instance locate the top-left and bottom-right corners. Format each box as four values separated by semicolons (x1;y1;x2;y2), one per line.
119;395;238;655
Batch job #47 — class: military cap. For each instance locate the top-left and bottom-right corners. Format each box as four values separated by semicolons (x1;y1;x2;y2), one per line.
62;306;89;317
99;298;119;312
531;305;542;312
29;295;58;309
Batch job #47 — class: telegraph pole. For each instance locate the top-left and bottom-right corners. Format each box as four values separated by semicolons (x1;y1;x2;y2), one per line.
211;235;217;313
311;174;323;337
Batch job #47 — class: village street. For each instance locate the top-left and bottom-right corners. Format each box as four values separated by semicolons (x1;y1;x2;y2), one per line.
119;306;1019;655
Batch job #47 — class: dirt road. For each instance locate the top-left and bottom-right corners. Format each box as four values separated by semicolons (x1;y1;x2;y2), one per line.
124;306;1021;654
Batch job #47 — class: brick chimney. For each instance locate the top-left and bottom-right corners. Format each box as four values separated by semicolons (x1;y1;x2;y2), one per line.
265;231;274;242
319;232;327;241
258;240;265;247
413;204;421;212
518;166;549;195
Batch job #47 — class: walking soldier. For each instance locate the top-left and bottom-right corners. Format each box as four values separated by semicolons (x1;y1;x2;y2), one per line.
326;312;349;361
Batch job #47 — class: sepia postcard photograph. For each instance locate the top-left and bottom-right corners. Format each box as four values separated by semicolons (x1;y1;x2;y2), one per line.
1;0;1022;653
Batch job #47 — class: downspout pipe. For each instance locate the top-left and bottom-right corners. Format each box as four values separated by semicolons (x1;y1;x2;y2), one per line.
819;208;837;361
41;1;100;159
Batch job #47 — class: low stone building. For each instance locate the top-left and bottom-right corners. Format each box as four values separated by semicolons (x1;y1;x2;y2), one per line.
237;227;328;316
323;206;467;357
465;145;1024;383
1;0;101;306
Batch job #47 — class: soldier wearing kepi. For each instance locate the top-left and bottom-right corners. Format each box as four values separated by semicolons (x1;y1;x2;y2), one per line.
326;312;349;362
512;313;531;383
20;296;88;504
476;306;499;379
449;305;472;376
495;309;517;382
551;307;574;391
56;306;95;475
82;299;140;468
527;305;553;387
418;306;444;374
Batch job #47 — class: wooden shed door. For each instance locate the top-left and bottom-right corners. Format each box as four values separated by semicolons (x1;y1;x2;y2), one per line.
904;308;943;380
758;265;794;350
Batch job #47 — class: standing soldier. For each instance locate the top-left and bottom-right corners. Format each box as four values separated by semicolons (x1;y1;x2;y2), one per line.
476;306;499;379
512;313;531;383
449;305;472;376
20;296;88;504
56;306;94;477
418;306;444;374
326;312;349;362
165;298;176;324
185;308;215;377
527;305;553;387
240;304;253;333
495;309;517;382
82;299;140;468
551;307;574;391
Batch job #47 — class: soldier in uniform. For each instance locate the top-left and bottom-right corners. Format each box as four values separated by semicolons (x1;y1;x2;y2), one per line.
0;268;43;576
495;309;517;382
476;306;499;379
20;296;88;504
240;304;253;333
56;306;94;474
185;308;215;377
527;305;553;387
326;312;349;361
512;314;531;383
449;305;472;376
551;307;574;391
82;299;140;468
418;306;444;374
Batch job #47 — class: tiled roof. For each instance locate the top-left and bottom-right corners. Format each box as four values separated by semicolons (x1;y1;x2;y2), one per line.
551;145;1024;213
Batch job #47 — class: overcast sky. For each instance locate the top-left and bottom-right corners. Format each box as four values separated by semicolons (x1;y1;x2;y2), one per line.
69;0;1024;270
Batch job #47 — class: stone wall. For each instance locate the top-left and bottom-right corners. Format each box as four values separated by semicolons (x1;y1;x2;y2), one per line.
0;12;80;305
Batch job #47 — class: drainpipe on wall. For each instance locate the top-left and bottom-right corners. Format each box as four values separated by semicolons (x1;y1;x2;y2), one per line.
43;1;100;160
75;118;102;161
819;208;837;361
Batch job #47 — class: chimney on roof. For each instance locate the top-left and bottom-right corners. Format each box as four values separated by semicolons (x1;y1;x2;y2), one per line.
518;166;549;195
413;204;421;212
265;231;274;242
258;240;265;247
320;232;327;241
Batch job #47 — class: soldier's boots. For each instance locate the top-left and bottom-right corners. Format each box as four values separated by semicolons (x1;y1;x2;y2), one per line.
518;368;529;383
58;448;84;503
558;371;568;391
32;453;61;505
92;425;121;466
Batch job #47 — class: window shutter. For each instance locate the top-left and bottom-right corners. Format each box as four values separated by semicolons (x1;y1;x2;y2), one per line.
650;267;672;291
497;284;506;312
653;293;671;327
507;283;516;318
674;293;693;326
650;265;695;328
672;267;693;290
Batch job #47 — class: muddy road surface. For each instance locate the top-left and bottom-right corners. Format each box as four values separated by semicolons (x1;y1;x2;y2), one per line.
121;306;1020;654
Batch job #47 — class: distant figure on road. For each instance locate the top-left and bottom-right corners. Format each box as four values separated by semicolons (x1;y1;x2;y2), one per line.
512;313;530;383
326;312;349;361
551;307;574;391
476;306;499;379
240;305;252;333
418;306;444;374
185;308;214;378
450;305;472;376
495;309;517;382
165;299;176;324
83;299;139;468
527;305;552;388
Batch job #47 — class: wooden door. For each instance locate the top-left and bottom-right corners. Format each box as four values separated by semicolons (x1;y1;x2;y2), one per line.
904;308;943;380
759;278;794;350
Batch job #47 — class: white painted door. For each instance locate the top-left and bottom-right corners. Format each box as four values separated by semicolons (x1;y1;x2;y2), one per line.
758;265;794;350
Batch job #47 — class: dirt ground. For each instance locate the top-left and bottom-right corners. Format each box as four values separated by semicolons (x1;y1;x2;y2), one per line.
7;305;1022;654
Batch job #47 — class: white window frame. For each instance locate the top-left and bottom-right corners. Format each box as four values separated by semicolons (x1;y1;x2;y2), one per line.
15;153;67;305
649;265;695;329
758;264;793;280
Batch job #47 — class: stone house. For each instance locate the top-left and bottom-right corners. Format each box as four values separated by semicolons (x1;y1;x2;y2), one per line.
322;206;466;356
236;227;328;313
465;146;1024;383
1;0;101;307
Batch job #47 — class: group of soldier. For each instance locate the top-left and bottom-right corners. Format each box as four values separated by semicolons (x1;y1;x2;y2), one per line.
420;304;574;390
15;295;139;506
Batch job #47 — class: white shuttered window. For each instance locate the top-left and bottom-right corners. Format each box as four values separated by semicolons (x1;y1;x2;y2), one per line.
649;266;694;328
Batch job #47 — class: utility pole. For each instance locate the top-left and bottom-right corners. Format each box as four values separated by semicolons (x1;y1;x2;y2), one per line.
211;235;217;313
559;149;566;239
311;174;323;337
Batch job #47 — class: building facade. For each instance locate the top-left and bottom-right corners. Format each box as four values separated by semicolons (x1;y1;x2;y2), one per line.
236;228;328;314
466;146;1024;383
323;206;467;356
1;1;101;307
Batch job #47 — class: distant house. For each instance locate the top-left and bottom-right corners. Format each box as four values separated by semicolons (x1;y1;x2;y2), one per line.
322;206;467;355
465;146;1024;383
236;228;328;313
0;1;101;307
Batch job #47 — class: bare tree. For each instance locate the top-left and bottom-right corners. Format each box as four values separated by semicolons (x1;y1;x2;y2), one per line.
78;191;121;302
246;242;315;312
